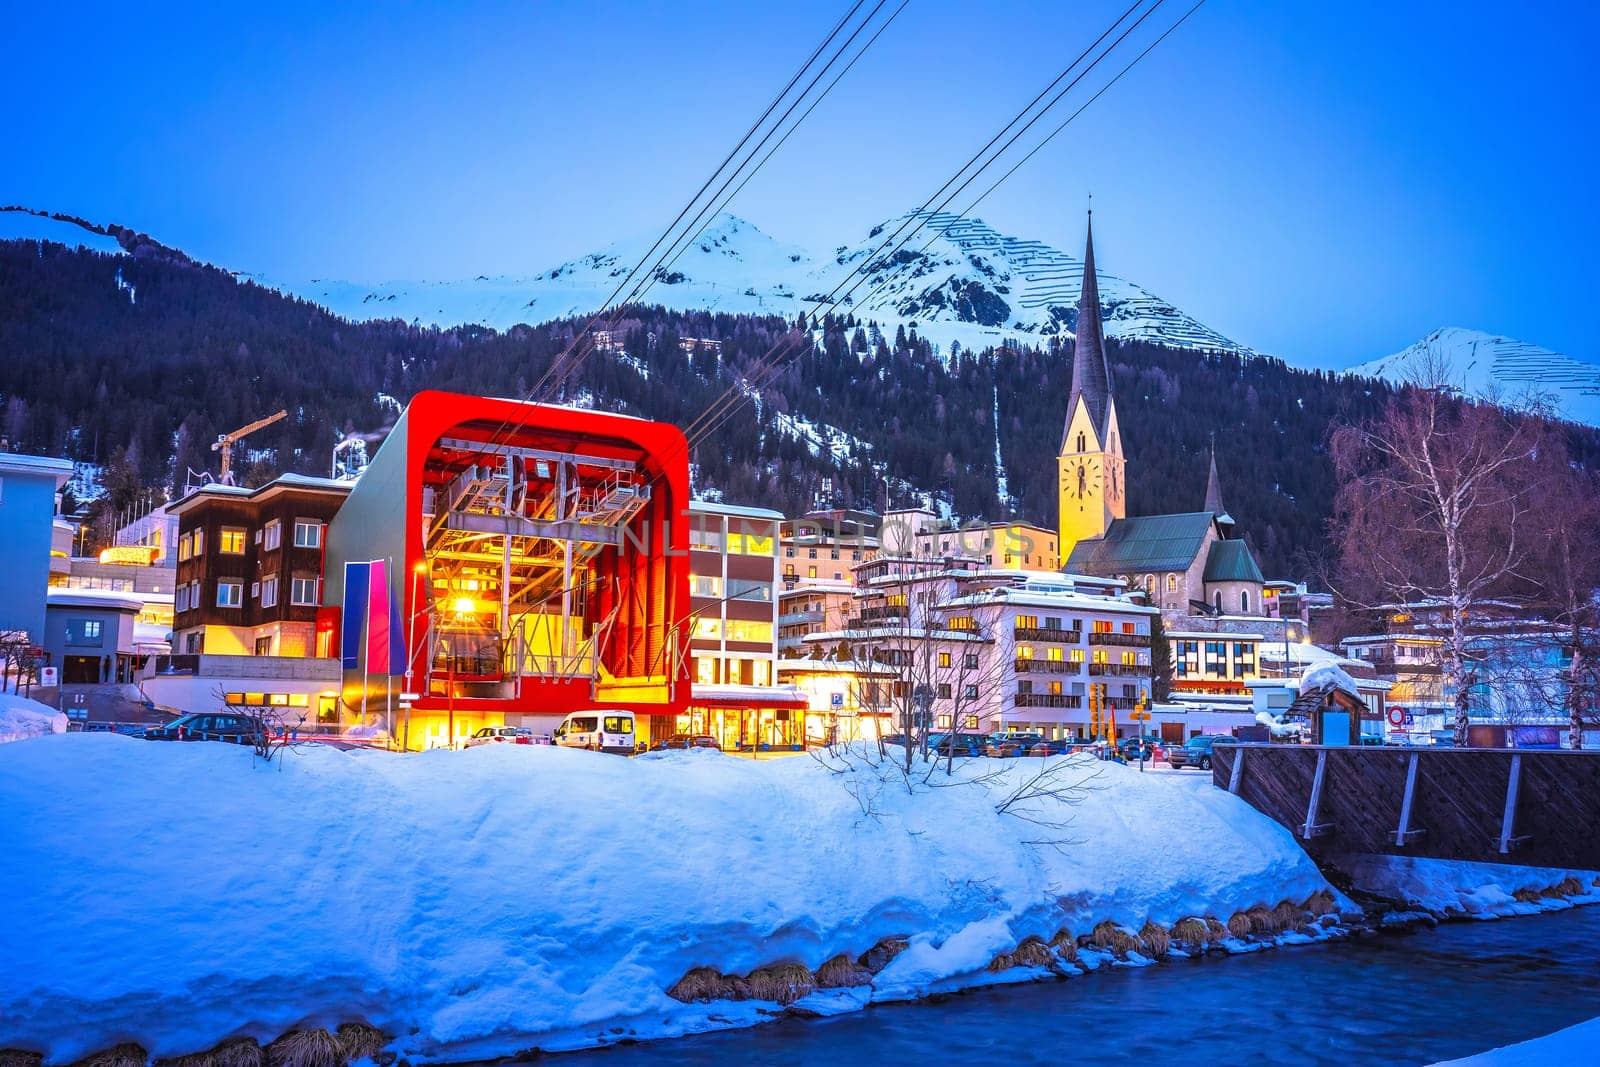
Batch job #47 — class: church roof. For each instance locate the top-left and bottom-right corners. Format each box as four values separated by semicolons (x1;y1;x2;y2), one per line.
1063;216;1112;448
1202;538;1265;584
1064;511;1216;575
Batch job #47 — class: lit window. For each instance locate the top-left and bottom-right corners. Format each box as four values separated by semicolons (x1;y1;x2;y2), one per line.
220;527;246;554
293;521;321;548
192;529;204;555
217;581;243;608
938;652;952;668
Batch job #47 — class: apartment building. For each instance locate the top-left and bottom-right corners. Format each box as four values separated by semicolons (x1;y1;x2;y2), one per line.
170;474;353;656
780;508;879;585
800;555;1155;740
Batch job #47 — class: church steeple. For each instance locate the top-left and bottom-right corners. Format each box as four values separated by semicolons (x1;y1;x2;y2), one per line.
1204;442;1235;534
1063;213;1112;449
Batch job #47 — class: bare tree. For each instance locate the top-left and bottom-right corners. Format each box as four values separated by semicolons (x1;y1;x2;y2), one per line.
1330;354;1543;745
217;687;308;764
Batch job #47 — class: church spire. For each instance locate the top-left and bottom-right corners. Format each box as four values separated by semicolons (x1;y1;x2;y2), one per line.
1205;441;1234;532
1063;212;1111;447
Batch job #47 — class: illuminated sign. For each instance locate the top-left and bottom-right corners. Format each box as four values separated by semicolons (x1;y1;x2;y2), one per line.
98;545;161;566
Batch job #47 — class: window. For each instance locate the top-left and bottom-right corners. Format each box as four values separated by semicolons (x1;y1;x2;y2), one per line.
807;565;817;579
254;636;274;656
263;520;282;551
290;578;319;607
217;581;243;608
728;531;774;556
1167;573;1178;592
1069;648;1084;663
1092;620;1113;633
947;616;975;632
938;652;952;668
192;529;204;556
963;653;978;670
66;619;104;646
691;575;722;597
260;576;279;608
1241;591;1251;613
724;619;773;643
220;527;246;554
1121;622;1135;634
1017;645;1034;660
1215;591;1223;612
963;684;978;699
293;520;321;548
177;532;191;561
176;585;190;613
1016;614;1038;629
937;683;952;699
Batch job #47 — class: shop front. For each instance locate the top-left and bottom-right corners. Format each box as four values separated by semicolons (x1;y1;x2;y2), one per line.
680;683;810;753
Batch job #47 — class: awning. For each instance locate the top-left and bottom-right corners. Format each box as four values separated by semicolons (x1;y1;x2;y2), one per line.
689;683;808;709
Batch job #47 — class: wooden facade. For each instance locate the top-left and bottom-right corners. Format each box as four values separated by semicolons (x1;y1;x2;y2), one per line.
171;477;352;656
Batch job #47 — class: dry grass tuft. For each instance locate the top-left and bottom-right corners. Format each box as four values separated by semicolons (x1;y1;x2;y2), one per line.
1549;877;1584;898
1305;890;1337;916
1048;929;1079;961
857;937;909;974
264;1030;345;1067
1226;912;1253;939
1011;936;1057;969
1;1052;45;1067
1170;917;1212;946
1513;888;1543;903
1272;900;1304;931
1138;921;1171;958
1206;918;1228;941
155;1038;263;1067
1246;906;1284;937
333;1025;387;1062
667;966;727;1003
736;963;816;1005
814;953;874;988
1089;920;1140;956
71;1046;149;1067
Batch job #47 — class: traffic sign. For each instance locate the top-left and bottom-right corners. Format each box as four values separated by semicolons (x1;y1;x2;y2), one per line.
398;692;422;701
1387;707;1406;728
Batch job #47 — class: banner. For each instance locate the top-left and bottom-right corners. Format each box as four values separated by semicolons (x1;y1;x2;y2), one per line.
342;561;370;670
367;558;392;674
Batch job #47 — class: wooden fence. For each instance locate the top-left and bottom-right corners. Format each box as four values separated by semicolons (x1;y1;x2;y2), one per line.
1210;744;1600;870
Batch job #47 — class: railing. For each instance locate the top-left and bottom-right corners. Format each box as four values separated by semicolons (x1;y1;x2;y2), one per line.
1088;662;1149;677
778;610;823;627
1087;632;1150;648
1015;659;1080;675
1014;626;1081;642
857;605;908;625
1014;693;1084;709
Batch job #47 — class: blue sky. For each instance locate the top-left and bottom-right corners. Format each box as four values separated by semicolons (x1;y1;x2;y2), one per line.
5;1;1595;368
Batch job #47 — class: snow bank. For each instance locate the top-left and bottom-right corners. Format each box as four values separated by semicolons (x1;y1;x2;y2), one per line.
0;736;1338;1062
0;693;68;744
1344;854;1600;919
1433;1013;1600;1065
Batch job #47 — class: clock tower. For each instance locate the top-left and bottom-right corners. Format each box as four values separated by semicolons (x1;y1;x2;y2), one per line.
1057;214;1125;558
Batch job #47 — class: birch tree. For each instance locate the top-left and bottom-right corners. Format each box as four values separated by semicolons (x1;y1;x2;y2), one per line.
1330;361;1542;746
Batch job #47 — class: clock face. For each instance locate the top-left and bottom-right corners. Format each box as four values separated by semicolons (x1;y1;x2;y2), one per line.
1061;459;1101;499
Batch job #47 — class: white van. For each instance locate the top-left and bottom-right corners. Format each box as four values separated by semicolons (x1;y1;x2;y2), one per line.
553;710;637;755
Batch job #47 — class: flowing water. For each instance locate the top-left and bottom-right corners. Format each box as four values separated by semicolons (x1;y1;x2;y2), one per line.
562;907;1600;1065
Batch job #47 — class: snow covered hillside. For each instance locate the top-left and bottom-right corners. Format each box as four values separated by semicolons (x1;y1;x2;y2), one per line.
0;209;124;256
284;211;1252;356
0;736;1339;1062
1349;327;1600;427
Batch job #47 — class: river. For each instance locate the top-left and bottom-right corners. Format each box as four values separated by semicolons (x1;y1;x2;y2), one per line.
559;907;1600;1065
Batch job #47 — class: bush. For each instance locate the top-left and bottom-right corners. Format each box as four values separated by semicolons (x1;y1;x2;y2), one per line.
265;1030;346;1067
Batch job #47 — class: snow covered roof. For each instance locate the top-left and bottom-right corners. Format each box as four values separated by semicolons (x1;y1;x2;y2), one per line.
938;586;1158;616
46;589;143;613
801;626;991;644
0;452;74;483
688;500;785;521
775;657;896;677
689;683;806;707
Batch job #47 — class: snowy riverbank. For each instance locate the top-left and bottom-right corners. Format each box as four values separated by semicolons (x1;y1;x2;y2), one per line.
1434;1013;1600;1065
1;735;1344;1062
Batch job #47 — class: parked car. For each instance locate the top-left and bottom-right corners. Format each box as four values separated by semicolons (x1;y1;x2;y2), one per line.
985;731;1045;758
1117;736;1161;762
143;712;265;745
653;733;721;751
1027;738;1073;757
463;726;535;748
1167;734;1236;770
930;733;986;757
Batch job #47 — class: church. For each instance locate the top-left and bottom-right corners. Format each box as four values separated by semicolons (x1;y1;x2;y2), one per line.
1056;217;1266;617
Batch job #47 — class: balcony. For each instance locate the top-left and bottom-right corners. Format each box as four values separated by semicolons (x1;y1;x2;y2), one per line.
1014;658;1081;675
1088;662;1149;678
1014;626;1081;643
1014;693;1083;709
778;610;823;627
856;605;908;625
1087;631;1150;648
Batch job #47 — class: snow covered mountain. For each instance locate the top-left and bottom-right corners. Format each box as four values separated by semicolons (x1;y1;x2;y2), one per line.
286;210;1253;356
1349;327;1600;427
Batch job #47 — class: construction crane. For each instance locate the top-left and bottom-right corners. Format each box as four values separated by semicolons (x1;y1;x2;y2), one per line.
212;410;288;485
